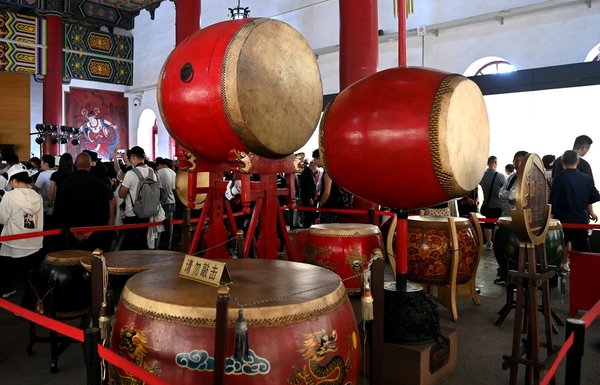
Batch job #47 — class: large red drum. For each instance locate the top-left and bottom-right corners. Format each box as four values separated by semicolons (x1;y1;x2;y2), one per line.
304;223;383;293
407;216;479;285
110;260;361;385
320;67;489;209
158;18;322;162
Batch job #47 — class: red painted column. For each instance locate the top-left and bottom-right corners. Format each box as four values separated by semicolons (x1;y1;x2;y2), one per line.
174;0;201;157
176;0;201;45
338;0;379;224
339;0;378;90
398;0;407;67
42;14;63;156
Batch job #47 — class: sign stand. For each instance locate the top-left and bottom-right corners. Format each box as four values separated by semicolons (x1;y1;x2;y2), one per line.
502;154;558;385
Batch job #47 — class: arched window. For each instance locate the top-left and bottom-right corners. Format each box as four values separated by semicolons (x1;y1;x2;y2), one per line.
137;108;157;160
584;43;600;62
464;56;516;77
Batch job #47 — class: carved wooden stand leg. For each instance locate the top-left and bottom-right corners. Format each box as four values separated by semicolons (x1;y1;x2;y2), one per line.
503;242;557;385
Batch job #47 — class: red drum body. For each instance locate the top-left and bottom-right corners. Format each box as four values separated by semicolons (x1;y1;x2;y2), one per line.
110;260;361;385
158;18;322;162
320;67;489;209
407;216;479;285
304;224;383;293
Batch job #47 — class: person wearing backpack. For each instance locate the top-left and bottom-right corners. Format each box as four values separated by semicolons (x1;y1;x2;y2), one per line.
118;146;159;250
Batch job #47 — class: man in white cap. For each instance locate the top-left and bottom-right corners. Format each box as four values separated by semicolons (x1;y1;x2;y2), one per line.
0;163;44;298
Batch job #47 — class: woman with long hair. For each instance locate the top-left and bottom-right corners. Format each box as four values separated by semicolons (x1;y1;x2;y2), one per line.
47;153;74;208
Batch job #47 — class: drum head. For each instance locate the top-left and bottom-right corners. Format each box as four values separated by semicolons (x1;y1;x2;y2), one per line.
408;215;470;228
225;19;323;158
308;223;381;237
81;250;185;274
175;170;208;209
45;250;93;265
122;260;345;326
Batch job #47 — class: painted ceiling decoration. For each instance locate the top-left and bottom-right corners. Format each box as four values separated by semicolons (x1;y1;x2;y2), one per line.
0;9;44;74
0;0;164;30
63;23;133;85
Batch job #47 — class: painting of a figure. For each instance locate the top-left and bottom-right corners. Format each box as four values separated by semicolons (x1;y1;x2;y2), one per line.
65;88;128;159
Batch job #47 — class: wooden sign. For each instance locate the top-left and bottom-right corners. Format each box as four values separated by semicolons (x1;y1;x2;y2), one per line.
179;255;232;287
511;153;551;245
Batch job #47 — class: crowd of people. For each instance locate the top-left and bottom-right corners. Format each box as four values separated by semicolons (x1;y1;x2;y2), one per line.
2;136;597;298
477;135;599;285
0;145;177;299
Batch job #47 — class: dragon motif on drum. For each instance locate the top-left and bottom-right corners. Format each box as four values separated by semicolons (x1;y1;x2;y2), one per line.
288;329;353;385
407;226;478;285
110;325;159;385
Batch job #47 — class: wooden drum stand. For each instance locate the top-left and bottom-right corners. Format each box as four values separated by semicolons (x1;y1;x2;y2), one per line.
178;150;301;260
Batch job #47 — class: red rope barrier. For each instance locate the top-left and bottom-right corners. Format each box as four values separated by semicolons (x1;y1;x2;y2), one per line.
540;334;574;385
539;298;600;385
0;229;61;243
0;298;173;385
70;221;164;233
292;205;395;218
98;345;172;385
0;298;83;342
581;298;600;325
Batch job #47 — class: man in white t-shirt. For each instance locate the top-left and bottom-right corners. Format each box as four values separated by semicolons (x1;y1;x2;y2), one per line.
118;146;157;250
155;157;177;250
34;154;56;222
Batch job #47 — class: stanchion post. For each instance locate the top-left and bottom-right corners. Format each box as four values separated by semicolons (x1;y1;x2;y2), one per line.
84;327;101;385
368;207;375;225
565;318;586;385
181;208;191;253
369;255;385;385
236;230;245;258
214;286;230;385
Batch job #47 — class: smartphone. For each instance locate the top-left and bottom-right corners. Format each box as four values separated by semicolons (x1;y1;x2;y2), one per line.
117;149;126;154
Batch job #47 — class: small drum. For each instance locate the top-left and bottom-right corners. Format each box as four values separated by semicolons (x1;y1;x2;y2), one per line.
304;223;384;293
80;250;185;302
320;66;489;209
493;217;564;268
38;250;92;314
175;170;209;209
110;260;361;385
159;18;322;162
407;216;479;285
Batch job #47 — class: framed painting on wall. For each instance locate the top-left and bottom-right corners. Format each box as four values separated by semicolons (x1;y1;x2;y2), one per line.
65;88;128;160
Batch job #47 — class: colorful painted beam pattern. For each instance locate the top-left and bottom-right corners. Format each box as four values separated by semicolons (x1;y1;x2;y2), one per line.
63;24;133;85
0;10;40;74
64;24;133;60
64;52;132;85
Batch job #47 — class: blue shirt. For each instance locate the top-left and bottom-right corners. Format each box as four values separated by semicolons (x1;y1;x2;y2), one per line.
549;169;600;224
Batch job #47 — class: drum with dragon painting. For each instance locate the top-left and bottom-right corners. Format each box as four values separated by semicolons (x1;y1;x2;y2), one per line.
109;259;361;385
304;223;383;293
158;18;322;162
407;216;479;285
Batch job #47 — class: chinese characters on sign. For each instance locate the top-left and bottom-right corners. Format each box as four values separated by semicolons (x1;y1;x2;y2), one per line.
179;255;232;287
